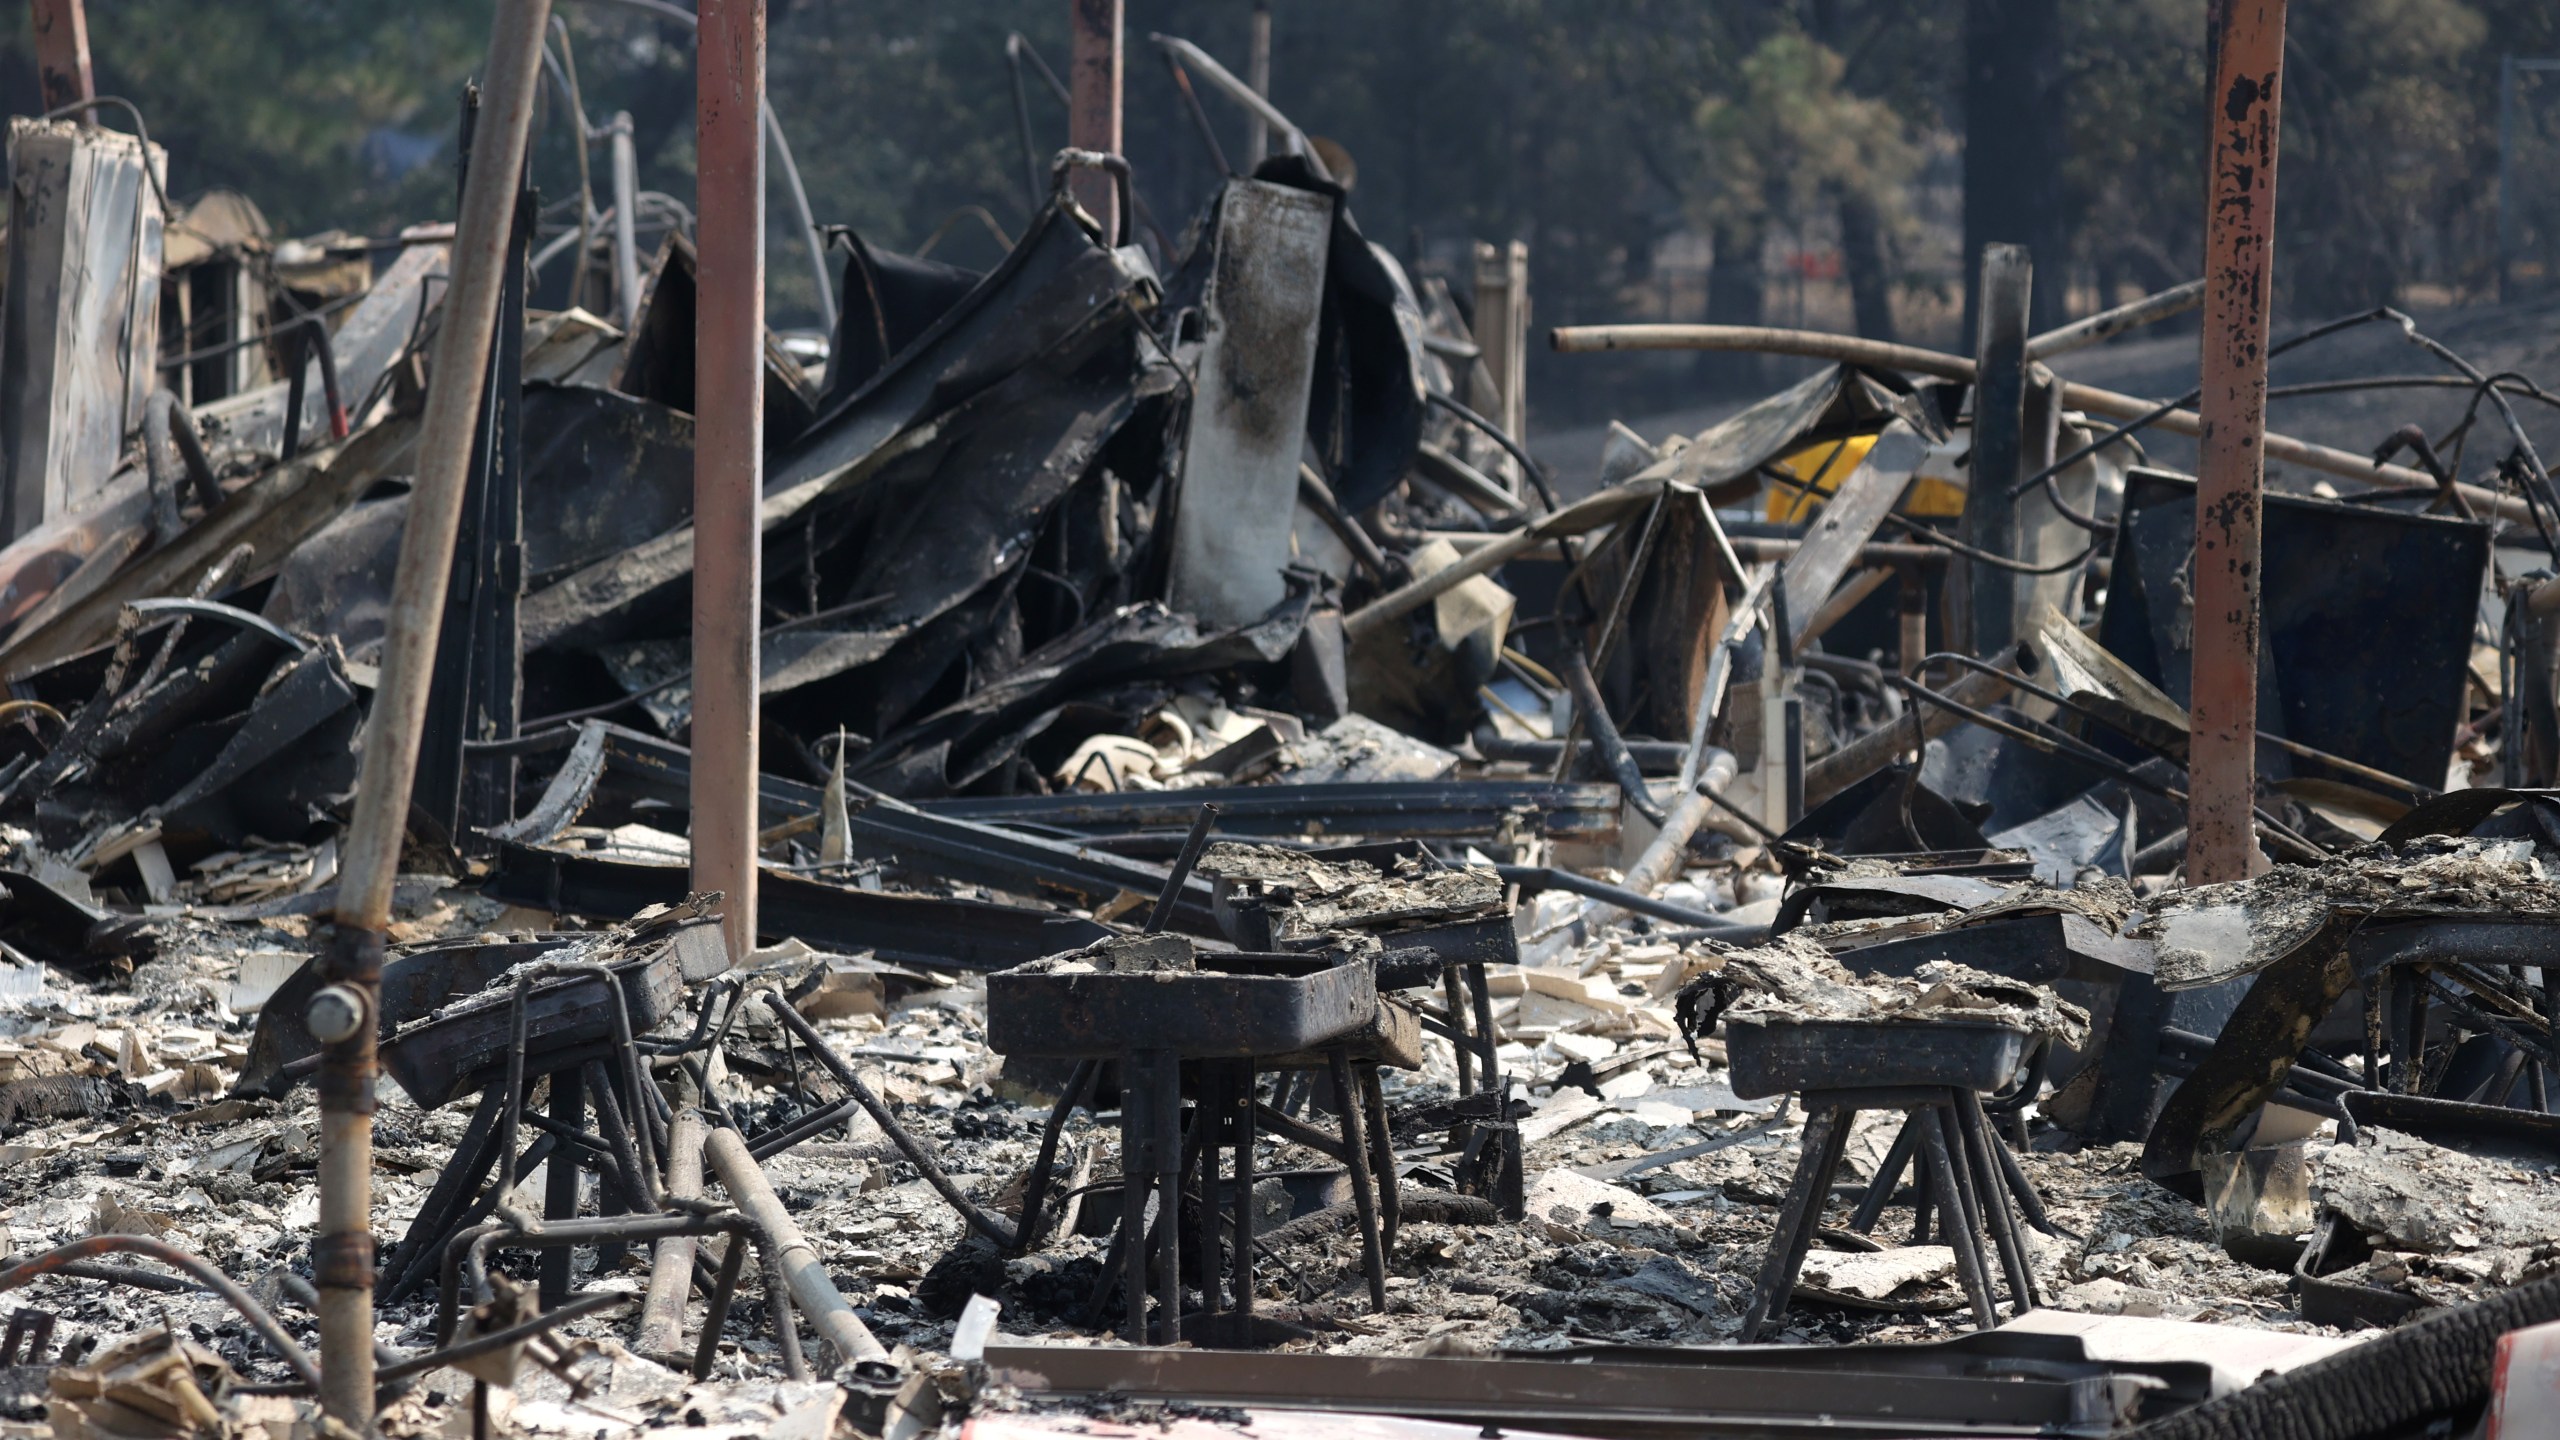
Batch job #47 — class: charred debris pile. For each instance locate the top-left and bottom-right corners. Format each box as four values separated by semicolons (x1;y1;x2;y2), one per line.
0;47;2555;1440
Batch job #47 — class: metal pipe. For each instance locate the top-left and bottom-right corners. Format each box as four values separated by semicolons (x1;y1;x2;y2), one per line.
0;1235;318;1390
761;100;835;325
1725;537;1949;567
1145;802;1221;935
1547;322;2527;525
762;995;1021;1247
1493;864;1766;940
2024;279;2205;361
320;0;552;1423
1297;464;1393;583
634;1109;705;1357
1160;47;1232;176
546;19;597;313
163;392;222;510
1345;483;1658;642
608;112;642;331
2188;0;2288;884
1245;1;1271;165
692;1226;748;1379
695;0;765;962
703;1127;889;1364
1561;649;1665;826
380;1290;630;1385
1006;35;1047;213
1067;0;1123;238
1149;34;1324;178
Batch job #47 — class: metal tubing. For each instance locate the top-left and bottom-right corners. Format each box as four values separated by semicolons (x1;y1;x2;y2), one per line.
541;1068;584;1308
320;0;551;1422
1150;34;1320;176
608;113;641;331
1954;1093;2036;1314
1145;802;1221;935
635;1111;707;1357
1346;484;1658;642
1066;0;1123;236
703;1127;888;1364
390;1135;559;1306
1491;865;1765;939
0;1235;318;1390
1443;969;1475;1095
381;1083;507;1285
1546;323;2524;525
1561;649;1667;827
1739;1106;1839;1342
1245;1;1270;164
763;995;1020;1247
1467;968;1503;1097
2025;279;2205;361
1849;1115;1922;1235
1919;1112;1997;1331
163;394;222;510
760;99;834;326
1327;1049;1388;1313
2187;0;2288;885
1360;1066;1399;1248
1014;1060;1101;1255
763;1257;809;1380
695;0;765;961
692;1228;748;1379
585;1059;656;1216
378;1290;629;1386
745;1094;863;1161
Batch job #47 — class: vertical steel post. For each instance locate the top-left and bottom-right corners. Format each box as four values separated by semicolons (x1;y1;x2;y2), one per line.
2187;0;2287;885
1246;0;1271;167
695;0;764;962
26;0;92;118
1962;244;2032;656
1067;0;1123;234
319;0;553;1426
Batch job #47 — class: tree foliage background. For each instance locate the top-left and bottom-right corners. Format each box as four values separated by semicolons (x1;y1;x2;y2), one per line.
6;0;2552;424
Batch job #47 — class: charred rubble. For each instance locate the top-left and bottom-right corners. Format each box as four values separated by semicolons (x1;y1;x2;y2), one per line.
0;23;2551;1440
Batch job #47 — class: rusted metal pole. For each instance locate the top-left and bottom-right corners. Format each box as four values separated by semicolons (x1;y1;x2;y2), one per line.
26;0;93;119
1067;0;1123;234
319;0;553;1425
2186;0;2287;886
694;0;765;961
